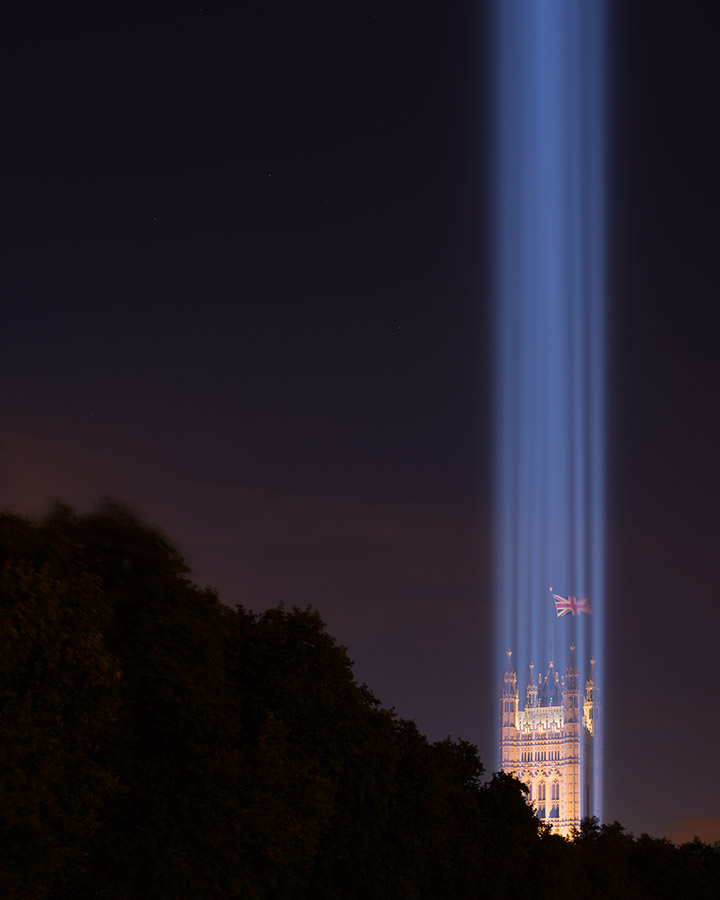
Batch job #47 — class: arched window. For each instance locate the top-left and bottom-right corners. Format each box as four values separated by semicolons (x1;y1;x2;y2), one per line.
551;781;559;802
538;782;546;802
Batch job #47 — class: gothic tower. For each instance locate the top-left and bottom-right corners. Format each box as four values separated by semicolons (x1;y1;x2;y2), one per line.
499;644;597;837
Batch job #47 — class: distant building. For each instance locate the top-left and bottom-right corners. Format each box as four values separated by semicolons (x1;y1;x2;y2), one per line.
499;644;598;837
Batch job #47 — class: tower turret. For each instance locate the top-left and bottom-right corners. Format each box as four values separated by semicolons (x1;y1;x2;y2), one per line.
561;643;581;831
525;661;538;707
563;643;580;722
499;650;519;772
583;657;596;733
583;656;599;820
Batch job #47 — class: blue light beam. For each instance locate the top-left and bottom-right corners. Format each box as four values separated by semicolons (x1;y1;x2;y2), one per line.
492;0;606;820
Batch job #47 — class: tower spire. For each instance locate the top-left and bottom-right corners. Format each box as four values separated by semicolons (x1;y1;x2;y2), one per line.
526;661;538;706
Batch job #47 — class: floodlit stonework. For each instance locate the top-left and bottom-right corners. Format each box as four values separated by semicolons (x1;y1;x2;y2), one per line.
499;644;597;838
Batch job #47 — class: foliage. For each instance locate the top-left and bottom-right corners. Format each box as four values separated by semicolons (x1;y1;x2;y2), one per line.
1;501;719;899
0;555;120;899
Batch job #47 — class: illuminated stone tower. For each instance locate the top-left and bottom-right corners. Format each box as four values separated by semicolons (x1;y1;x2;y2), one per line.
499;645;597;837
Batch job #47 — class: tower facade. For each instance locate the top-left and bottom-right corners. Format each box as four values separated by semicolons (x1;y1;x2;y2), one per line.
499;644;597;837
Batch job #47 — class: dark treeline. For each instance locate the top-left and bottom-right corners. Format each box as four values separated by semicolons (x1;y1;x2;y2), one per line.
0;502;717;899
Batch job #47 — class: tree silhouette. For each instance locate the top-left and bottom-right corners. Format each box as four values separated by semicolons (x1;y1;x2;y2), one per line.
2;501;719;899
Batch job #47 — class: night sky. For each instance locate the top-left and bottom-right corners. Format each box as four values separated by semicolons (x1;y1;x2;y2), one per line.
3;2;718;843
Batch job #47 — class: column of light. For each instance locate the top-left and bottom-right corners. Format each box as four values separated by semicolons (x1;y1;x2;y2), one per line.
492;0;606;822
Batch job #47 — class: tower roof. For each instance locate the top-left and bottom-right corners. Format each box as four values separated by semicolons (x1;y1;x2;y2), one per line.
525;660;535;687
502;649;518;696
504;648;515;675
525;661;538;706
538;660;561;706
565;642;579;691
566;641;578;674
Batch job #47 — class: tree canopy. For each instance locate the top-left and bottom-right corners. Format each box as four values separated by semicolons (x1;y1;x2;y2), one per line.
1;501;718;899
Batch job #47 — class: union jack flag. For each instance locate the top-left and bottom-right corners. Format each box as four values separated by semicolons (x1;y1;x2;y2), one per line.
552;592;591;617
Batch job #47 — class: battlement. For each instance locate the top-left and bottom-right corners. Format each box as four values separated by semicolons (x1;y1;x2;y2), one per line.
517;705;564;732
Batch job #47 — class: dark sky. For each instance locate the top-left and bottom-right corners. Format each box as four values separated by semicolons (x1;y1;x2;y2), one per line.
2;2;718;843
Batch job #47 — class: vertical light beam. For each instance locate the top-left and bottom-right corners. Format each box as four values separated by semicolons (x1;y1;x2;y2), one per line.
492;0;605;821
